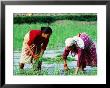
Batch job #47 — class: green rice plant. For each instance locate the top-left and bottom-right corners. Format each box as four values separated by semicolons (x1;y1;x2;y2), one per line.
14;20;97;50
14;65;97;76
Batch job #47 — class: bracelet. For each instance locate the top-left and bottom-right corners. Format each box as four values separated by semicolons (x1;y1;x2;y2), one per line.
64;64;67;67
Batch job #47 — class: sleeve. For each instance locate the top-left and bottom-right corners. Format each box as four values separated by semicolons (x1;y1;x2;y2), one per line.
27;30;40;46
41;39;49;50
62;48;70;60
77;48;83;67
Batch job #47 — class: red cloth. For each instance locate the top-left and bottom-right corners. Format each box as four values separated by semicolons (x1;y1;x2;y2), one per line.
27;30;49;50
27;30;41;45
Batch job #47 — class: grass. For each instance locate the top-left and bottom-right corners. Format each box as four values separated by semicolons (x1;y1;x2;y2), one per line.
13;20;97;50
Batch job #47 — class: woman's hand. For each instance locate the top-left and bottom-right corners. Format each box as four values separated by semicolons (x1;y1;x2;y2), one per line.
64;66;69;71
25;48;32;56
64;64;69;71
33;49;44;60
25;44;36;56
33;54;40;60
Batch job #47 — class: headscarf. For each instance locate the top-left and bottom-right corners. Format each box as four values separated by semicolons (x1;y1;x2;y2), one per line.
65;36;84;49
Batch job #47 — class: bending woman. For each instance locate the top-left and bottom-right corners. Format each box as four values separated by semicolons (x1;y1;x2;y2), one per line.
62;33;97;75
19;27;52;70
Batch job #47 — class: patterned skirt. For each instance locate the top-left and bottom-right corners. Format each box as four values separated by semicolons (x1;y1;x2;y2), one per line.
77;33;97;68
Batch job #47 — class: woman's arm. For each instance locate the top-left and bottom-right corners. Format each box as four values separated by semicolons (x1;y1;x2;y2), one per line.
62;48;70;60
41;39;49;51
75;48;82;75
24;39;39;60
25;44;34;57
26;44;41;60
35;39;49;58
62;48;70;70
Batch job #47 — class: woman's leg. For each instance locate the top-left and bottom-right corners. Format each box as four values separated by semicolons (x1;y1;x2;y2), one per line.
74;67;79;75
37;60;42;70
32;58;42;71
75;56;86;75
79;65;85;74
75;65;85;75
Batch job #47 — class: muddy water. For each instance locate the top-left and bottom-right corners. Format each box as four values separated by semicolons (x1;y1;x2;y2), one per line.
13;50;96;75
14;49;72;66
13;50;76;70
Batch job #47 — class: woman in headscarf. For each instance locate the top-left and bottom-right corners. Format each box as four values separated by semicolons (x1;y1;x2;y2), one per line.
62;33;97;75
19;27;52;70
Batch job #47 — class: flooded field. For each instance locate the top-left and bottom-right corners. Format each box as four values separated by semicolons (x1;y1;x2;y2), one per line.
13;50;97;75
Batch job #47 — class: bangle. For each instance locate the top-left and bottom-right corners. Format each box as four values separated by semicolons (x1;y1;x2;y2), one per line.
64;64;67;67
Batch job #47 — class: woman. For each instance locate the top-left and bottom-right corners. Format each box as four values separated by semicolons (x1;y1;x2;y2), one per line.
19;27;52;70
62;33;97;75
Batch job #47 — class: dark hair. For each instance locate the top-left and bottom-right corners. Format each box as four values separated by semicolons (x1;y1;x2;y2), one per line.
72;44;78;53
41;27;52;34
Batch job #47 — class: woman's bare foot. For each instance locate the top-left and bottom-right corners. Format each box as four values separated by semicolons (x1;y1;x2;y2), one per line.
74;67;79;75
19;63;24;69
79;66;85;74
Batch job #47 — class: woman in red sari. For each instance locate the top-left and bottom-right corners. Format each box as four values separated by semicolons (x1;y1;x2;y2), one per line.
62;33;97;75
19;27;52;70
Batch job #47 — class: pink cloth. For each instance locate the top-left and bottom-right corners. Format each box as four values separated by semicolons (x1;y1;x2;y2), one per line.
62;33;97;68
